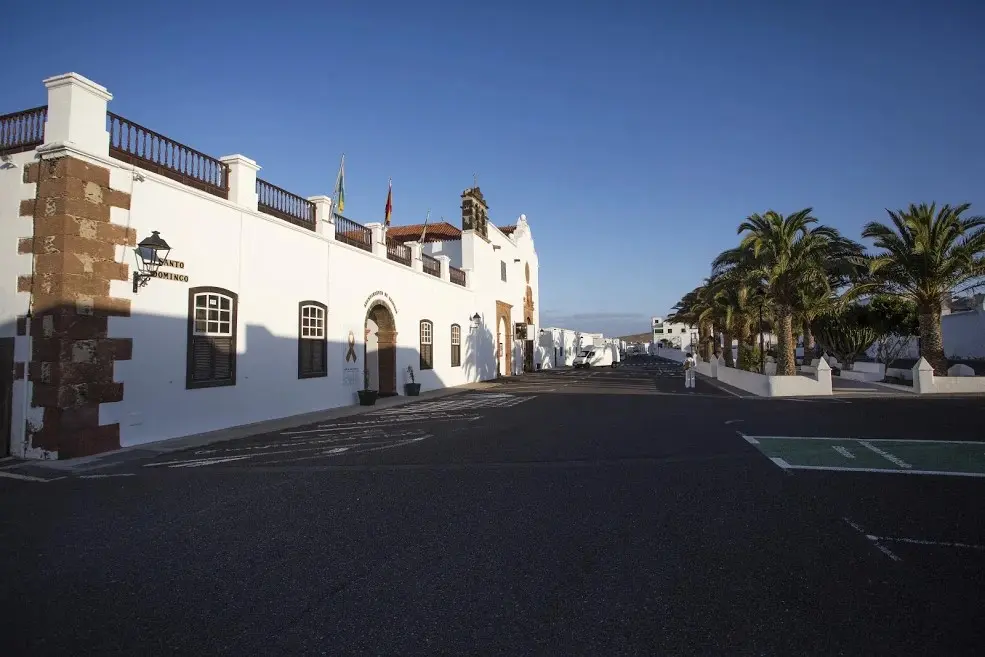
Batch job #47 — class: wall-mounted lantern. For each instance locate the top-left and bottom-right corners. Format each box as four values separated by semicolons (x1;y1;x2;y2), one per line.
469;313;481;330
133;230;171;293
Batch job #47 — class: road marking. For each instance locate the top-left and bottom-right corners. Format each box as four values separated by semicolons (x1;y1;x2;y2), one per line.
832;446;855;459
769;464;985;478
858;440;912;469
747;435;985;445
0;470;57;482
725;419;744;425
843;518;901;562
79;473;136;479
876;536;985;551
740;433;759;444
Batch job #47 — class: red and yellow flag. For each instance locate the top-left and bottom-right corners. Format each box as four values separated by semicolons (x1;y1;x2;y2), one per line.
384;178;393;227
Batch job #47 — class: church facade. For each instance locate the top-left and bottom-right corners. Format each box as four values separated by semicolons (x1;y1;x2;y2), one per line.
0;73;540;459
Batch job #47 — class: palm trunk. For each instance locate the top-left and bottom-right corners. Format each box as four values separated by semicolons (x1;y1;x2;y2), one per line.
917;304;947;375
735;321;751;369
803;319;816;362
722;329;735;367
698;320;712;361
776;305;796;376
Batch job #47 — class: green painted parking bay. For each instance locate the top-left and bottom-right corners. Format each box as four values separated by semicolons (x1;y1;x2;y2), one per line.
742;435;985;477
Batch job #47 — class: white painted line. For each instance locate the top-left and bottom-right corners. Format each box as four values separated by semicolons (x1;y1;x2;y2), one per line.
79;473;136;479
725;419;744;425
875;536;985;551
770;457;791;469
843;517;902;562
777;464;985;478
0;470;55;482
873;543;902;561
832;446;855;459
745;435;985;445
857;440;912;469
145;454;255;468
739;433;759;444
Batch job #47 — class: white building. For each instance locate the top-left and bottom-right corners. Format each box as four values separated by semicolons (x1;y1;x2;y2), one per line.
0;72;541;459
651;316;695;352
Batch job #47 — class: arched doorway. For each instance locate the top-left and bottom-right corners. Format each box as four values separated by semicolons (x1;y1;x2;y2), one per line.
366;303;397;397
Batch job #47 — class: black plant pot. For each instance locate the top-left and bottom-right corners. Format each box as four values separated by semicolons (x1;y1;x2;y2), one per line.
357;389;378;406
404;383;421;396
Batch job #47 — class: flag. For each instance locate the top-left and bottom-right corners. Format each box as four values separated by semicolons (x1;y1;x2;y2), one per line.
334;155;345;213
420;209;430;243
384;178;393;227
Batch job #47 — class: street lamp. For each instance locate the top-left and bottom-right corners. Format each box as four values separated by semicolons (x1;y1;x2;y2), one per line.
756;285;766;374
132;231;171;293
469;313;481;330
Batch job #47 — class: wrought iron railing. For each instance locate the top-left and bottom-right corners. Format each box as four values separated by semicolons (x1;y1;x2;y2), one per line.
334;214;372;252
386;237;411;266
422;253;440;277
107;112;229;199
256;178;315;230
449;266;466;286
0;106;47;155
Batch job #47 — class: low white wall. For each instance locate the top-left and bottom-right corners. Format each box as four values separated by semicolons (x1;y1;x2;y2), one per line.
768;373;833;396
913;358;985;394
717;366;771;396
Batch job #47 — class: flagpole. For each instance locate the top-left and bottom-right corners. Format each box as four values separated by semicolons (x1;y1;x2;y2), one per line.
332;153;345;218
419;209;430;247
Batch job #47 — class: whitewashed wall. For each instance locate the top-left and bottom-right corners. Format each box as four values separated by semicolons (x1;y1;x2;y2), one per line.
942;309;985;359
3;71;543;452
0;150;37;455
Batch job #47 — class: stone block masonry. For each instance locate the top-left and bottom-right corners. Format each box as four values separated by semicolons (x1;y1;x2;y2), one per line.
19;155;134;458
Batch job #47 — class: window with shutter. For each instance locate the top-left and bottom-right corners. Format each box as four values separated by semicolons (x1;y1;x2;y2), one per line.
298;302;328;378
450;324;461;367
420;320;433;370
186;287;238;389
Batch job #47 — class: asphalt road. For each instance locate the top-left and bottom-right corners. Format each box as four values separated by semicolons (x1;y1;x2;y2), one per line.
1;358;983;655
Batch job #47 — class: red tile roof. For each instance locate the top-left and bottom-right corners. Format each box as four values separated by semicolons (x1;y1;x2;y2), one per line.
499;225;517;235
386;221;462;243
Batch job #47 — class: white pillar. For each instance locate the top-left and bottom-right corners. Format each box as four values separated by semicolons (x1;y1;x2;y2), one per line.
815;358;833;394
462;266;473;288
308;195;334;239
43;72;112;156
912;357;935;394
435;255;451;281
219;154;259;210
408;242;423;272
365;222;386;257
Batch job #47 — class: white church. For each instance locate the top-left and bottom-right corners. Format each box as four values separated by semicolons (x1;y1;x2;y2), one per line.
0;72;541;459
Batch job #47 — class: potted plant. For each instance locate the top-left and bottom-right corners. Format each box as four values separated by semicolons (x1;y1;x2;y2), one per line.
404;365;421;396
357;367;378;406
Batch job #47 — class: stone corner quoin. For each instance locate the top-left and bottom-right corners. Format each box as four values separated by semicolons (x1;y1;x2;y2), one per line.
19;154;134;459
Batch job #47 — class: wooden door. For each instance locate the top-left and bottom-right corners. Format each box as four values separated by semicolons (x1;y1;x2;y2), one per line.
376;329;397;397
524;340;534;372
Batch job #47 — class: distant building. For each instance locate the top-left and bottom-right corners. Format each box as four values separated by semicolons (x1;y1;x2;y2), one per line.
651;316;696;352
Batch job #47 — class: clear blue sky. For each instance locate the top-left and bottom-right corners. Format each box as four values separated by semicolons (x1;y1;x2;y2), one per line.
3;0;984;337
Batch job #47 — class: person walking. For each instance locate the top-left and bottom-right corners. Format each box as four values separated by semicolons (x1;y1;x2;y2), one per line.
683;352;696;389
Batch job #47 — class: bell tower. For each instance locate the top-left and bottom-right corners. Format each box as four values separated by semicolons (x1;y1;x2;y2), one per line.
460;186;489;239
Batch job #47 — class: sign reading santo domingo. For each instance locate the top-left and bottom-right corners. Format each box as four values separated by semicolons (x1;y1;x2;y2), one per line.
150;258;189;283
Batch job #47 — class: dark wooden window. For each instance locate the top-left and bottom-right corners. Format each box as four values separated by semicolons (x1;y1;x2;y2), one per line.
420;320;434;370
298;301;328;378
186;287;237;389
451;324;461;367
500;260;507;282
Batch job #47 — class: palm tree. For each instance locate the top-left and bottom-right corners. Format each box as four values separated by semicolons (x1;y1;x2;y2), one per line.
713;209;864;376
862;203;985;374
668;287;706;357
709;272;761;368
